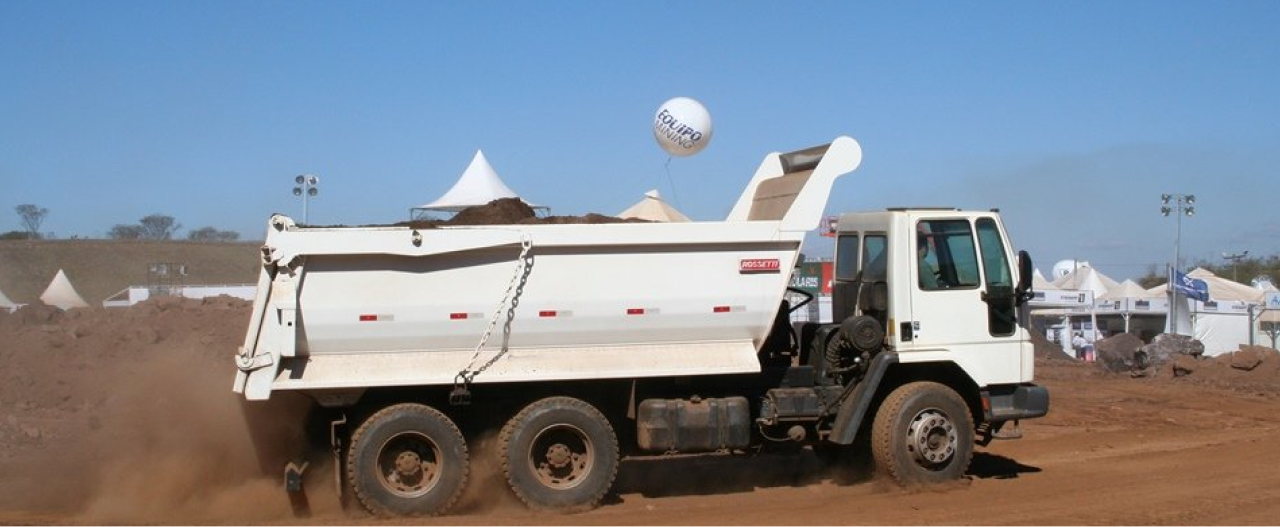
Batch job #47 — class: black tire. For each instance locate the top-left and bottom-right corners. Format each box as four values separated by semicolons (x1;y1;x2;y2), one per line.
499;396;619;512
346;403;469;517
871;382;974;486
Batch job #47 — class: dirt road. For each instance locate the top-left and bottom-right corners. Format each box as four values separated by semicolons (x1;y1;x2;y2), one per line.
2;300;1279;525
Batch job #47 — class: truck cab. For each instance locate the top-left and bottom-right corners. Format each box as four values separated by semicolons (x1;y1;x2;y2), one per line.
831;208;1033;388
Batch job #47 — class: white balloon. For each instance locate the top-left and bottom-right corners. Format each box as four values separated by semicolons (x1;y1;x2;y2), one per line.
653;97;712;157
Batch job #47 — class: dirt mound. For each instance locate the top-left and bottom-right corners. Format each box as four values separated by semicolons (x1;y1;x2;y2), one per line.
1030;329;1074;361
399;198;649;230
1155;345;1280;395
451;197;539;225
0;297;321;523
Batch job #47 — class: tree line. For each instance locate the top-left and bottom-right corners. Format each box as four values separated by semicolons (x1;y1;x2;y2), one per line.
1136;257;1278;289
4;204;240;242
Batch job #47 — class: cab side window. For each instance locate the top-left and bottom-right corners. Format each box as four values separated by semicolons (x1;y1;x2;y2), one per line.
916;220;979;290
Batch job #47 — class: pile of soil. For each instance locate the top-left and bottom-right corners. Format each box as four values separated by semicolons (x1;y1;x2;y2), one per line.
399;198;651;229
1030;329;1074;361
1152;345;1280;395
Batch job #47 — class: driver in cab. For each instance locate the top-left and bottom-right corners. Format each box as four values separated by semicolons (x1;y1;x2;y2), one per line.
918;235;942;290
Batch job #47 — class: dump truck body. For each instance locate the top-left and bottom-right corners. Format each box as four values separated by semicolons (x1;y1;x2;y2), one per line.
234;137;864;401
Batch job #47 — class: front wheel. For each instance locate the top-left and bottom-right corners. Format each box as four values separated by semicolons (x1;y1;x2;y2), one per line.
499;397;619;512
871;382;974;485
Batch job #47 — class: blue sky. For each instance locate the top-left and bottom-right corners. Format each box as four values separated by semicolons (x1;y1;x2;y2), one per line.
3;1;1279;282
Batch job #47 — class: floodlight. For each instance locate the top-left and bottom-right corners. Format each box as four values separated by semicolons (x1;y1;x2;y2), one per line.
1186;207;1194;216
1161;206;1170;216
308;176;319;186
308;187;318;196
1186;195;1195;204
293;187;302;196
296;175;306;184
1161;194;1171;204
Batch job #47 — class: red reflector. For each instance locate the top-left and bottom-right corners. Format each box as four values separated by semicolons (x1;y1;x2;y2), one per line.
359;314;377;322
627;308;645;315
713;306;731;313
449;313;467;320
539;310;557;317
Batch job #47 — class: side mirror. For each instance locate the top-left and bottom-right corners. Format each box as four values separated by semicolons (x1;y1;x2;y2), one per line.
1015;250;1034;305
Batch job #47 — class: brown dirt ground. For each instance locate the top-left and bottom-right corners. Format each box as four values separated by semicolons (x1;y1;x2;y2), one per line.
2;300;1280;525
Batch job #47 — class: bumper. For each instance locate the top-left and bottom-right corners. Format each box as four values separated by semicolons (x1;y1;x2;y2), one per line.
982;383;1049;421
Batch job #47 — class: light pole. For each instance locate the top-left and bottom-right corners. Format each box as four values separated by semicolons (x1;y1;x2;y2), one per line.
293;174;320;224
1161;193;1195;334
1223;250;1249;282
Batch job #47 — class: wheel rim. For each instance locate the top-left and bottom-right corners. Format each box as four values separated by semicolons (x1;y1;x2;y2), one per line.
376;431;443;498
905;407;958;469
526;423;594;490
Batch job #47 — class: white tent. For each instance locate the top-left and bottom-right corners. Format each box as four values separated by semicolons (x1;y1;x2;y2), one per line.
1099;279;1150;302
39;269;89;310
1052;265;1121;297
1147;268;1265;356
0;282;18;312
1031;268;1056;291
618;190;690;223
411;150;544;217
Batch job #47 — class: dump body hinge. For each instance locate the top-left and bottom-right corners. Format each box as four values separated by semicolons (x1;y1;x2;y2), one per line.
235;347;275;372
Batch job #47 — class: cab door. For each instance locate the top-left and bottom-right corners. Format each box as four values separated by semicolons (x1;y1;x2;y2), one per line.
907;216;1023;384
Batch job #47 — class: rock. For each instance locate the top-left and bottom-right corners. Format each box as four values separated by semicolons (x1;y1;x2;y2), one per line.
1142;333;1205;369
1230;348;1265;371
21;424;40;439
1095;332;1144;373
1171;355;1198;377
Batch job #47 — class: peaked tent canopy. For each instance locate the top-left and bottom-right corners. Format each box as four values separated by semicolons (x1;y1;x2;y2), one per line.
412;150;544;216
1146;268;1265;302
1099;279;1152;301
1031;268;1057;291
1053;265;1121;297
0;282;17;311
618;190;691;223
39;269;89;310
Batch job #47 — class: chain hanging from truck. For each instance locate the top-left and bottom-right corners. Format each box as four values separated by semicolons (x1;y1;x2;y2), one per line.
452;234;534;404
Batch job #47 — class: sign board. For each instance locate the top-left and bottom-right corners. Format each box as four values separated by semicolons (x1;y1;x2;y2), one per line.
1267;291;1280;310
1028;289;1094;307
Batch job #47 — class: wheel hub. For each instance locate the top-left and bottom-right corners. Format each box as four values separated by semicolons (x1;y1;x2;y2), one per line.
395;450;423;477
376;432;442;497
546;443;572;468
529;424;594;489
906;409;957;467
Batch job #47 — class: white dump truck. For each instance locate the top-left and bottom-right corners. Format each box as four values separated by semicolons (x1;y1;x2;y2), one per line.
234;135;1048;516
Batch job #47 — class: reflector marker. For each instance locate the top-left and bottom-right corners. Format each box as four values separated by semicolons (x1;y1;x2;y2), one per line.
359;314;395;322
626;308;660;315
448;312;484;320
538;310;574;318
712;305;746;313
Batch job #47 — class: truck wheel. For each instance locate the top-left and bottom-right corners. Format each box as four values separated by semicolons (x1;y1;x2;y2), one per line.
871;382;973;486
499;397;619;512
346;403;468;516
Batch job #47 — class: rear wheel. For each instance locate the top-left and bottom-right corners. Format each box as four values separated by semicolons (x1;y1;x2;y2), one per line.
499;397;619;512
871;382;973;485
346;403;469;516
